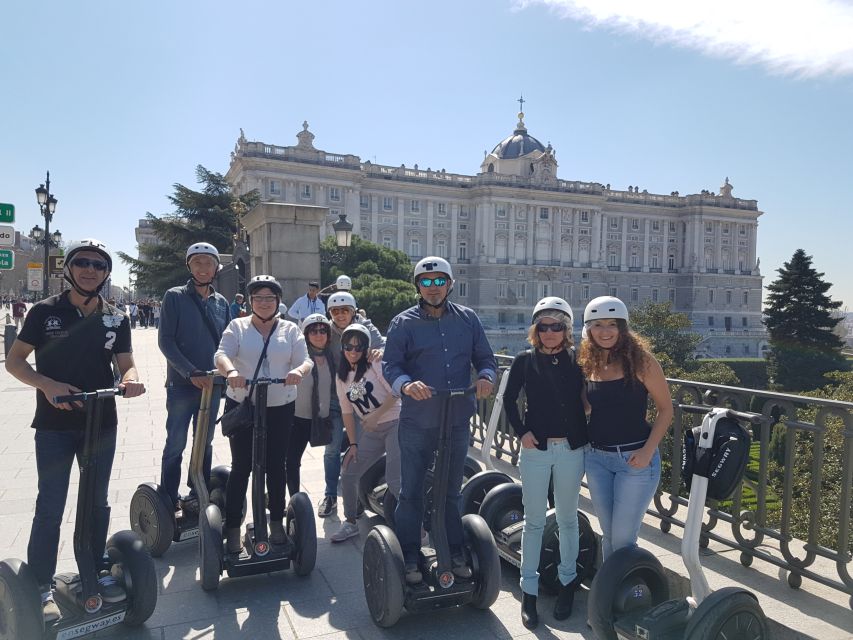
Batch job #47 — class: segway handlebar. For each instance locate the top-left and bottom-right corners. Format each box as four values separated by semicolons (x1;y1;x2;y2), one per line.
679;404;765;425
244;377;289;386
427;384;479;397
53;387;125;404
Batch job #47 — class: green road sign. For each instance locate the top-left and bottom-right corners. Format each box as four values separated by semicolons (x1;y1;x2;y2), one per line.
0;204;14;224
0;249;13;270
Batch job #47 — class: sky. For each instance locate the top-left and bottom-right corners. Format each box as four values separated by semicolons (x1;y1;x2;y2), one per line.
2;0;852;308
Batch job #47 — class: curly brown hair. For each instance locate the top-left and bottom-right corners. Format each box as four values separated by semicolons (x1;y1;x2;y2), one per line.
578;319;652;384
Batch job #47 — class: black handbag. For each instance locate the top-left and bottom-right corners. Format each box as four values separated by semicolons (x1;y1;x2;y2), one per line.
308;351;334;446
218;321;277;438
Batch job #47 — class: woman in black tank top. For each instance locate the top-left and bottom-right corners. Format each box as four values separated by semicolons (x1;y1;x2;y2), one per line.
578;296;673;561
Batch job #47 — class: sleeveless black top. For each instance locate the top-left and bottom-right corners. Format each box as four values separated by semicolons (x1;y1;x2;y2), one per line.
586;378;651;447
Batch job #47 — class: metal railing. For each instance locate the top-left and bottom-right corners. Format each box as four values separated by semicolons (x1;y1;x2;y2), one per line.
469;357;853;607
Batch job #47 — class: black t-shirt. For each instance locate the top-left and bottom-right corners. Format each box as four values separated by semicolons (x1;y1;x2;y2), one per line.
18;292;132;431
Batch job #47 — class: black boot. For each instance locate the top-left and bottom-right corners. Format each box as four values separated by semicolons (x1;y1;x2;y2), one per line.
553;580;577;621
521;592;538;630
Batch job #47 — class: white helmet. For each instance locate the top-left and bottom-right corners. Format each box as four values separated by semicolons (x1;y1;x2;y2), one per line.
335;274;352;291
64;238;112;275
532;296;573;325
341;323;371;347
328;291;357;310
414;256;453;281
186;242;221;268
583;296;629;324
247;274;282;298
301;312;331;332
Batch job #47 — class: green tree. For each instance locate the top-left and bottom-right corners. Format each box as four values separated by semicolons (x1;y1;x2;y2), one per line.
118;165;259;295
630;300;702;368
351;273;418;333
764;249;847;390
320;235;412;285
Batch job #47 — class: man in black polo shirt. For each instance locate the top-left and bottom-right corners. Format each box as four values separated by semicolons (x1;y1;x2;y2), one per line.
5;238;146;622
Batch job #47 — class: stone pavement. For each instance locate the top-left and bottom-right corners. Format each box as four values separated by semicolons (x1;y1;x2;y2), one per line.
0;327;597;639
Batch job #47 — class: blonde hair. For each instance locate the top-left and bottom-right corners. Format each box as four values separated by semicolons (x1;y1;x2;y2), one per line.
578;319;651;384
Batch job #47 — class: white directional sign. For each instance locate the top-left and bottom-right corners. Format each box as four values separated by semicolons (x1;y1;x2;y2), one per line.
28;267;43;291
0;225;13;246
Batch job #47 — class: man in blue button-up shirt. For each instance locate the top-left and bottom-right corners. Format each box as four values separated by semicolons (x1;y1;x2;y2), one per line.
383;257;496;585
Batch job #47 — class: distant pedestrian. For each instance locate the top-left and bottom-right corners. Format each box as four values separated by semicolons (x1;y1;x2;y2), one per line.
128;301;138;329
12;299;26;329
230;293;246;319
288;281;325;324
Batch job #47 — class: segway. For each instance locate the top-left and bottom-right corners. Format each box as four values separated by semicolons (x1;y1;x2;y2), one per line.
0;388;158;639
479;479;597;593
588;407;770;640
198;378;316;590
359;452;484;530
362;386;501;628
129;372;233;557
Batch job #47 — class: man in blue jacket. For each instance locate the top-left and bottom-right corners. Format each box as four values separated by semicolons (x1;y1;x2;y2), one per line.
383;256;496;585
158;242;231;513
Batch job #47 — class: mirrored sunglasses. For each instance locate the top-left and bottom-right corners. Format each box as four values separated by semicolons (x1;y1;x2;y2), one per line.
536;322;566;333
70;258;109;271
418;276;447;288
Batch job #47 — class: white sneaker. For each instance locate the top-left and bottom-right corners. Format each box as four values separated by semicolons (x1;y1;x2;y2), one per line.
330;520;360;543
41;591;61;623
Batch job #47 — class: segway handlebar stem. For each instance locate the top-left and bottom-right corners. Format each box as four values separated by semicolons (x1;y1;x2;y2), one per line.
244;377;288;386
679;404;764;425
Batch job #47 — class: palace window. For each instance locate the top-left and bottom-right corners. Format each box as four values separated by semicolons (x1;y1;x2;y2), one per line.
301;184;312;199
329;187;341;202
269;180;281;195
383;197;393;210
411;199;420;213
360;194;369;209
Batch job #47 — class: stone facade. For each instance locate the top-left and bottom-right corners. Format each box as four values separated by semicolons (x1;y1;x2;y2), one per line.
224;118;767;357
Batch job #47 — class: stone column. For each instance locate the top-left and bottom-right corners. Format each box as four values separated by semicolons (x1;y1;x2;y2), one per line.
242;202;325;305
397;197;405;252
593;212;603;268
525;206;534;266
450;204;459;262
426;200;434;255
620;216;628;271
715;220;723;269
346;188;360;236
572;209;580;266
643;219;650;271
371;195;379;243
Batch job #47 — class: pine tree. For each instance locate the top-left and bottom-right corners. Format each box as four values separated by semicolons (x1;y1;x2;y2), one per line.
764;249;846;390
118;166;259;294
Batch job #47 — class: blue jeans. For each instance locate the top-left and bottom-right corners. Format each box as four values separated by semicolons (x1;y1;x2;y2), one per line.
395;424;468;565
28;429;117;588
322;397;346;498
160;384;221;507
518;439;585;596
585;446;661;560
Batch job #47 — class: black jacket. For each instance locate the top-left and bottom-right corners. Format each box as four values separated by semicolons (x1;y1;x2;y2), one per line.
503;348;588;451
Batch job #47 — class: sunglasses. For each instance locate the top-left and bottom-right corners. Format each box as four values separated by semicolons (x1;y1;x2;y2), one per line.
70;258;109;271
308;326;329;335
536;322;566;333
342;343;365;353
418;276;447;288
251;295;278;303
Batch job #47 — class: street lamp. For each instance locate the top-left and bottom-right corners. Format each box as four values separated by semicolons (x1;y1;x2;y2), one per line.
34;171;59;298
332;212;353;249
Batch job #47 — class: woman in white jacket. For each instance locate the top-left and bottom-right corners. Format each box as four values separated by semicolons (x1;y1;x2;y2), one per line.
215;275;313;553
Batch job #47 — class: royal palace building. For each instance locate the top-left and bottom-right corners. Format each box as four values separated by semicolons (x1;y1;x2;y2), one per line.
225;113;767;357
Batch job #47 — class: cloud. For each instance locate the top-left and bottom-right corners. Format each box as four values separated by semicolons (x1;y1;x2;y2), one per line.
518;0;853;78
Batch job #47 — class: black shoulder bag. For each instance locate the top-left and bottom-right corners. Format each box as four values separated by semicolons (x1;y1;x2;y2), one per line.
219;321;278;438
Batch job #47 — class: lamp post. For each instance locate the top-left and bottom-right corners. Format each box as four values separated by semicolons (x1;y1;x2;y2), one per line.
332;212;353;250
34;172;59;298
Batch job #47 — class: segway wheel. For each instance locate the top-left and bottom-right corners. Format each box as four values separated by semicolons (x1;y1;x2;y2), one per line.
105;530;158;626
459;471;513;516
199;505;223;591
588;546;670;640
362;525;405;627
0;559;43;639
538;510;599;593
382;490;397;531
462;514;501;609
358;456;387;516
129;484;175;557
209;465;231;511
287;492;317;576
463;455;484;480
684;588;769;640
479;482;523;531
